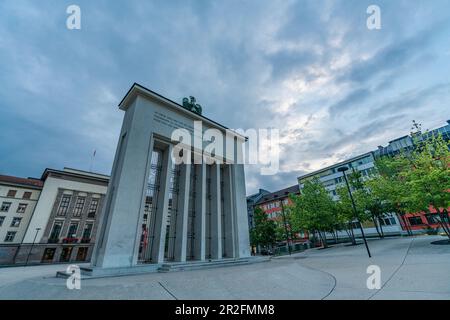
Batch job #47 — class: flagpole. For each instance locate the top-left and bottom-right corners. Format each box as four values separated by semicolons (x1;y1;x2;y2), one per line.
89;149;96;172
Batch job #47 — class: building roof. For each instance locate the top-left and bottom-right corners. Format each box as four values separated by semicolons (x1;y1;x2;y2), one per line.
41;167;110;183
297;152;374;181
0;174;43;189
118;83;247;141
247;189;271;202
256;185;299;205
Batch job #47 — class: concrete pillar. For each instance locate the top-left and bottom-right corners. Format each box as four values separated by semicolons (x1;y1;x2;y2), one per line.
173;164;191;262
193;162;206;260
231;163;251;258
210;163;222;260
150;144;173;263
91;98;155;268
222;165;235;258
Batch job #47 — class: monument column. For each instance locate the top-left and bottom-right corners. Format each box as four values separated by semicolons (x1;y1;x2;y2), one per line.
222;165;236;258
210;162;222;260
173;163;191;262
193;162;206;260
231;162;251;258
91;98;155;269
150;143;173;263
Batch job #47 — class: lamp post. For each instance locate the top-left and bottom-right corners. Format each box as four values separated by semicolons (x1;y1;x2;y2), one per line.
25;228;41;266
337;167;372;258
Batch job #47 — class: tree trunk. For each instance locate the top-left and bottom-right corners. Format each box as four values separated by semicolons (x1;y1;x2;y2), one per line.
400;214;412;236
378;217;385;238
348;223;356;245
318;231;328;248
438;209;450;239
372;215;382;238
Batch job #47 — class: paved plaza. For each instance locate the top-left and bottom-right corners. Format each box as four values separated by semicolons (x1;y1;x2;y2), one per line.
0;235;448;300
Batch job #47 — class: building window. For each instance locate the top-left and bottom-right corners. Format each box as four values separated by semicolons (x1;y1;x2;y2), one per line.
73;197;86;217
16;203;28;213
81;223;93;242
22;192;32;199
48;221;64;243
408;216;424;226
60;247;73;262
67;222;79;239
425;213;440;224
42;248;56;263
380;217;396;226
87;199;99;218
4;231;16;242
7;190;17;198
76;247;89;261
0;216;5;226
57;195;71;216
0;202;12;212
10;217;22;227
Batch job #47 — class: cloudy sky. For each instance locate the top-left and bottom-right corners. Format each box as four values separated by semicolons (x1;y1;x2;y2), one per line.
1;0;449;195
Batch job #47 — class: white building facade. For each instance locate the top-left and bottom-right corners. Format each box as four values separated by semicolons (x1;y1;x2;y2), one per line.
0;175;43;245
297;153;403;239
89;83;251;274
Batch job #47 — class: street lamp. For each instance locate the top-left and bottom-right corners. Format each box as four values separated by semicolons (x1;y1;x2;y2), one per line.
25;227;41;266
337;166;372;258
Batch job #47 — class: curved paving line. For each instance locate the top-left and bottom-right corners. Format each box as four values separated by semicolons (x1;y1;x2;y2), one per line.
368;237;415;300
293;260;337;300
158;281;178;300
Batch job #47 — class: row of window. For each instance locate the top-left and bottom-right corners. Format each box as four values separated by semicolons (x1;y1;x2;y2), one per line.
260;199;289;211
57;195;99;217
408;214;449;226
48;220;94;242
4;189;33;199
0;202;28;213
267;211;279;219
42;246;89;263
0;216;22;228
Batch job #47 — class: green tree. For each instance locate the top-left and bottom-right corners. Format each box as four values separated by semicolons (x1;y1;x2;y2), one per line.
348;169;388;238
289;179;335;248
367;122;450;239
250;207;277;251
334;197;356;244
367;154;415;236
404;130;450;238
336;186;359;244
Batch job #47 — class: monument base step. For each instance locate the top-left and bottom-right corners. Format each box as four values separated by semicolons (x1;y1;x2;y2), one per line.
56;263;162;279
158;256;269;273
56;256;269;279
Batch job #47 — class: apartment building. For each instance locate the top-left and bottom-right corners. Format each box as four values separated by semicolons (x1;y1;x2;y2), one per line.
296;120;450;238
246;189;271;230
0;175;43;248
1;168;109;265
